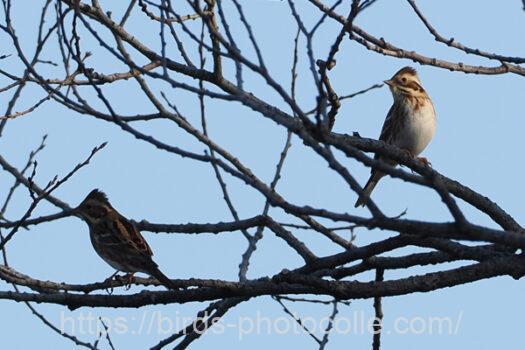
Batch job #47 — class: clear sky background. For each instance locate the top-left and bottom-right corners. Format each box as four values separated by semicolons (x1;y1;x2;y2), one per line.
1;0;525;349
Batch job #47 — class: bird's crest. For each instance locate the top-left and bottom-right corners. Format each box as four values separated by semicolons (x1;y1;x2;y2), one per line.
85;189;110;205
394;66;417;77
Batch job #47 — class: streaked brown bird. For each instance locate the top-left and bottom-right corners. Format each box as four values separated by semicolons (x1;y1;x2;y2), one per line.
355;67;436;207
74;189;176;290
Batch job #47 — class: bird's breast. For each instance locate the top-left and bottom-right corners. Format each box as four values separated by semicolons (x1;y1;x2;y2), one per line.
395;98;436;156
89;227;129;272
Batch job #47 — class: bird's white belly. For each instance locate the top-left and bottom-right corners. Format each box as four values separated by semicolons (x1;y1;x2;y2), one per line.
395;103;436;156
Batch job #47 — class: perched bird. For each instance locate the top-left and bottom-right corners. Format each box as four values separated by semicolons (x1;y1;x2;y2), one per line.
74;189;176;290
354;67;436;207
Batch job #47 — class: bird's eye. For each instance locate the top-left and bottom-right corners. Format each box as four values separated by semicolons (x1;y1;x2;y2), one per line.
401;77;407;82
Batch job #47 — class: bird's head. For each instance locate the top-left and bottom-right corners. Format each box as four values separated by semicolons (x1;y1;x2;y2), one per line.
384;66;427;99
74;189;111;224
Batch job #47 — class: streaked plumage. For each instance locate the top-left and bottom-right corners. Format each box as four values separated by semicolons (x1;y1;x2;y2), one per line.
74;189;176;290
355;67;436;207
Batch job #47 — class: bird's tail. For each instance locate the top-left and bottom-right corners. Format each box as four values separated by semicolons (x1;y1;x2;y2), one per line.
354;172;383;208
150;267;178;290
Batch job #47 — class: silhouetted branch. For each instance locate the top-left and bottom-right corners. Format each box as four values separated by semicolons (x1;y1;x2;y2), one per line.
1;1;523;348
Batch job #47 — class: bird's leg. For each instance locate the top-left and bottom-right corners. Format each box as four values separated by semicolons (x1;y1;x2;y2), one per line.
399;149;414;169
401;149;432;169
103;271;119;284
403;149;415;158
102;271;120;294
417;156;432;167
110;272;135;290
120;273;135;290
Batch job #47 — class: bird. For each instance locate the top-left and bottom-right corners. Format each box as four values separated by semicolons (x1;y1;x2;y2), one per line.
354;66;436;207
74;189;177;290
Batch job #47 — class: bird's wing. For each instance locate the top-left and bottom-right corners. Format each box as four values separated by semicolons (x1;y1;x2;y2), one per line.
112;212;154;258
368;102;404;175
378;103;400;146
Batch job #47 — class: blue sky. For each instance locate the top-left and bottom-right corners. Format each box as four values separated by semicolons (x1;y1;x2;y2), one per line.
1;0;525;348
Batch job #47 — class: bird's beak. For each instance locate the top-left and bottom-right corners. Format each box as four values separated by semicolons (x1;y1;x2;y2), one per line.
383;79;394;86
